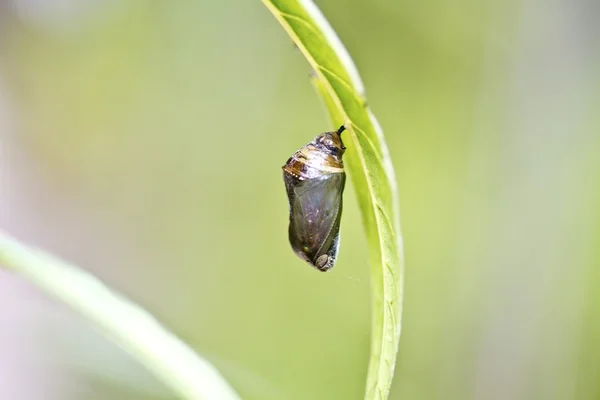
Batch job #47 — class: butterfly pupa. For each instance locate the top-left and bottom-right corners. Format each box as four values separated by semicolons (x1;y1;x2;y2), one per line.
282;125;347;271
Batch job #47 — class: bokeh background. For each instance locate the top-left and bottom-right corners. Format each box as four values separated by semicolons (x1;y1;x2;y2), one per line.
1;0;599;399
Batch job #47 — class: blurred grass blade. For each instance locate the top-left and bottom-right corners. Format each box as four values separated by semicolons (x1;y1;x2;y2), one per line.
262;1;405;399
0;230;240;400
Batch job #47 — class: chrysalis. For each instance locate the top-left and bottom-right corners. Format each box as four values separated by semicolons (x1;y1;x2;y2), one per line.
282;125;347;271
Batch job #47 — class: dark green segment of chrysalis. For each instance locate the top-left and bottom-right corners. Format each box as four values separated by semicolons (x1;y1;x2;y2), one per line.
284;172;346;271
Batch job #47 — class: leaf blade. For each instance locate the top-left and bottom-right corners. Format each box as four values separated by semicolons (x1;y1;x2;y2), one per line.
0;230;241;400
263;2;405;399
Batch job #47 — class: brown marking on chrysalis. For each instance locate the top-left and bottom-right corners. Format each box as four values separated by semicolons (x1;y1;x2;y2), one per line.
282;126;346;180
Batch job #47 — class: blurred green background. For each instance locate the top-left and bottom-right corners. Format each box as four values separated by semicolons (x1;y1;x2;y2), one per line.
0;0;599;399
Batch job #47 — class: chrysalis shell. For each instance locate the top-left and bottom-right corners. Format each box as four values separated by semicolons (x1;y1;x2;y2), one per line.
282;125;347;271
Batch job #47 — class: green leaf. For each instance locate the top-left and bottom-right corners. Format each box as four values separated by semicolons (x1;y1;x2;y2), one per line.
261;1;405;399
0;230;240;400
